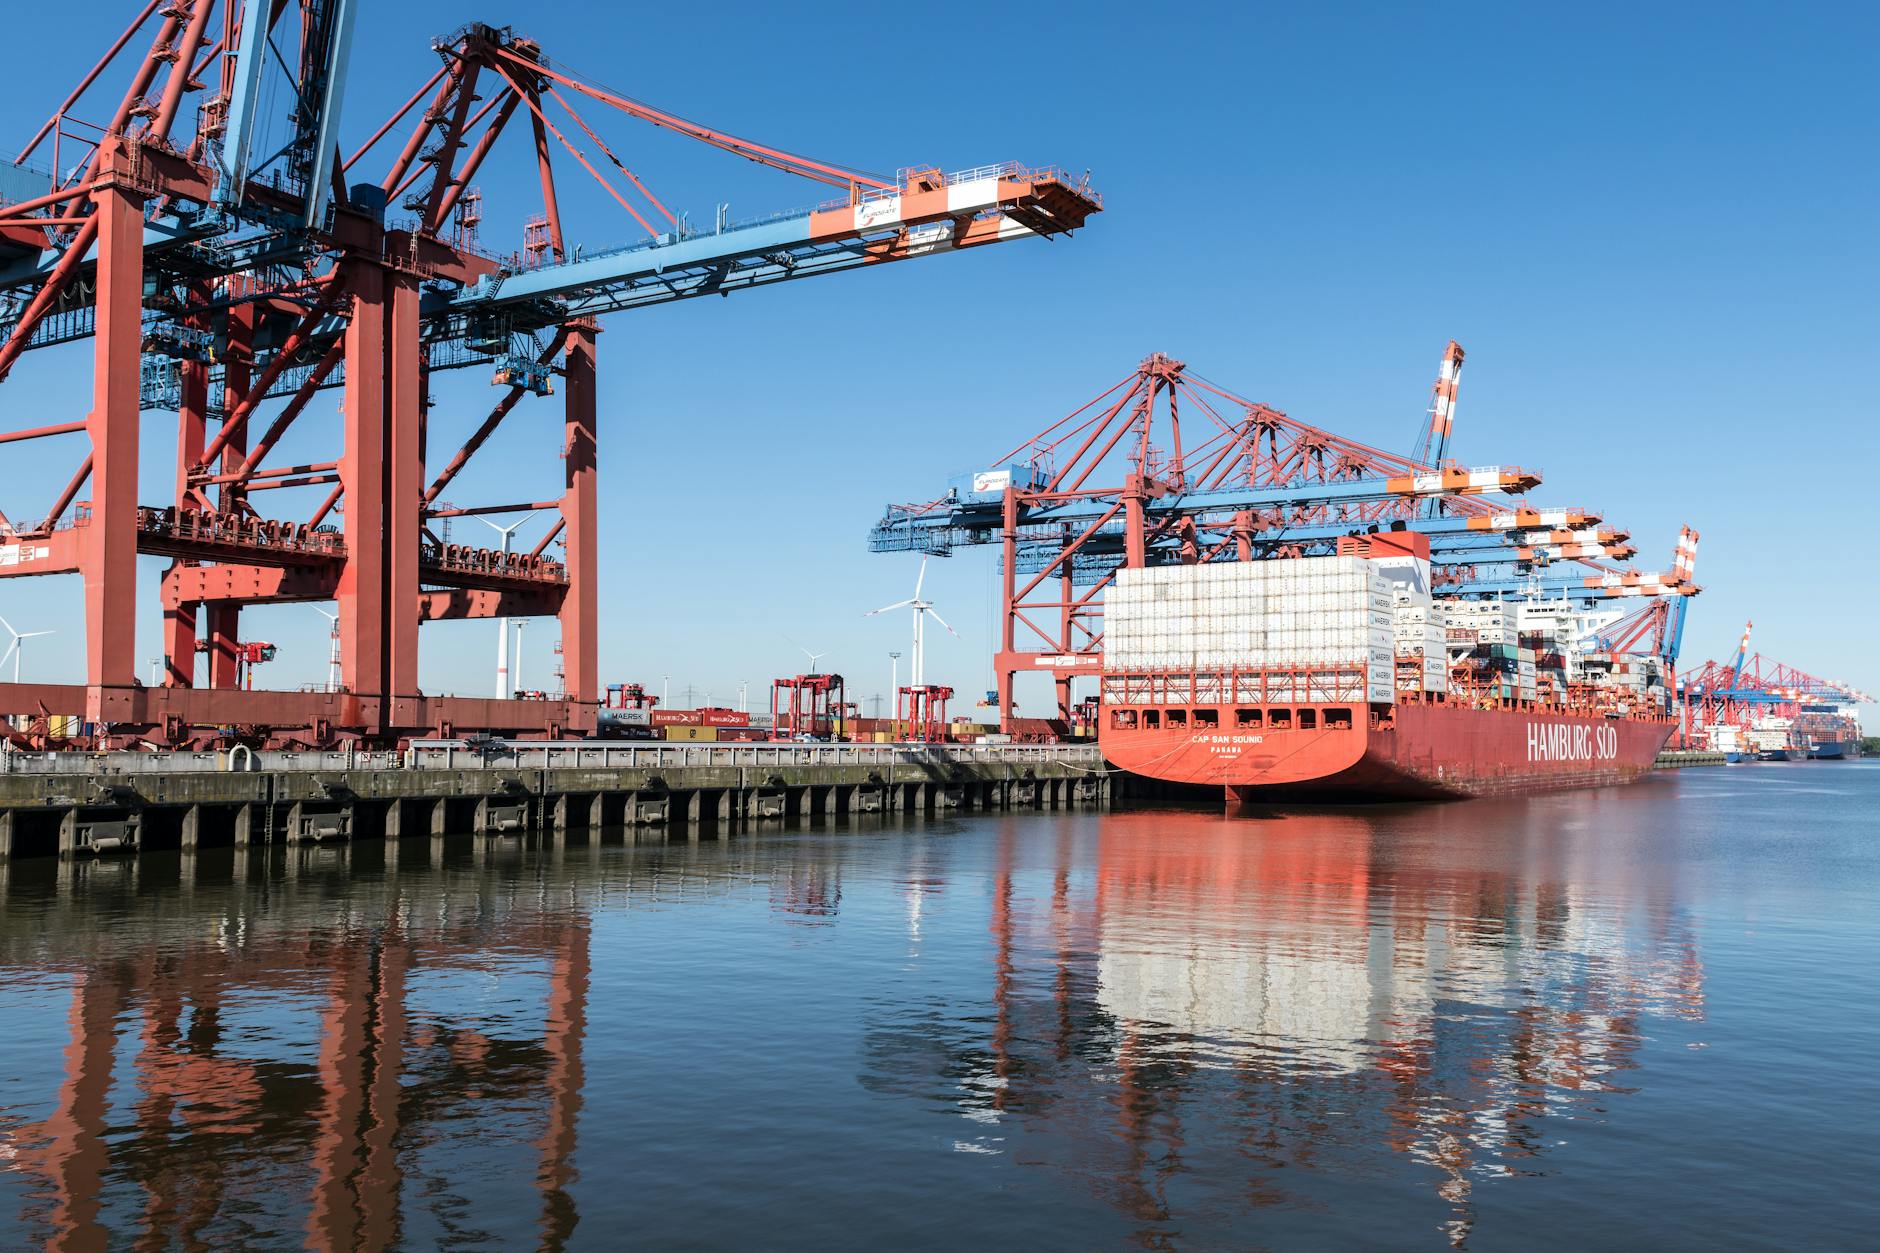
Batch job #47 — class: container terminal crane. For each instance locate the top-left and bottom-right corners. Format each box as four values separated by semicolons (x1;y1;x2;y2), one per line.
0;0;1100;749
1680;622;1869;761
870;347;1705;798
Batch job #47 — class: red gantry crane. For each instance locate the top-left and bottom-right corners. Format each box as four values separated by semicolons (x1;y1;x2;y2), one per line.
870;346;1698;730
1679;621;1872;754
0;2;1101;748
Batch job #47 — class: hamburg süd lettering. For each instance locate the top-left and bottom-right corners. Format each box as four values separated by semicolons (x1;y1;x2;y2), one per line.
1526;721;1620;763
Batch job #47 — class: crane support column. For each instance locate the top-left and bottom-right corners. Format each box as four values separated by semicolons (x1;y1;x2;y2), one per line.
558;321;599;718
386;274;424;721
997;486;1019;733
339;263;386;721
1233;510;1254;561
1057;550;1074;720
165;322;210;687
1124;481;1147;568
205;304;256;688
217;304;255;513
83;142;146;724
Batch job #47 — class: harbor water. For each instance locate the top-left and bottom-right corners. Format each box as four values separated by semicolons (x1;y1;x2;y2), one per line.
1;762;1874;1250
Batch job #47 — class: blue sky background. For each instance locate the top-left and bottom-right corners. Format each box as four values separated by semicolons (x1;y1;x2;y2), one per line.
1;0;1874;717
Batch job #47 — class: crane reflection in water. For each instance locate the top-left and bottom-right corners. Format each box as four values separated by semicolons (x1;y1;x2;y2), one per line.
0;803;1706;1249
0;843;591;1251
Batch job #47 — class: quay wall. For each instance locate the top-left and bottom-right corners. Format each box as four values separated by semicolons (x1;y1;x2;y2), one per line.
1653;750;1728;769
0;743;1110;860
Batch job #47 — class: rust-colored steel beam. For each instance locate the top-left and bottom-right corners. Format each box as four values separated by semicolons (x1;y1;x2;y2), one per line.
0;0;195;385
543;80;677;225
338;261;387;705
197;287;347;468
492;61;658;238
527;98;566;262
308;485;344;530
15;0;161;164
165;296;212;686
245;472;340;491
380;59;463;195
422;329;568;503
419;60;483;230
206;461;340;486
215;302;255;517
490;45;891;191
527;518;565;559
424;501;561;520
225;337;345;485
201;300;255;683
386;274;424;709
40;456;95;535
83;149;146;720
559;322;598;705
0;192;92;222
343;64;448;173
0;216;100;384
0;421;88;445
391;84;511;204
152;0;216;141
433;91;520;224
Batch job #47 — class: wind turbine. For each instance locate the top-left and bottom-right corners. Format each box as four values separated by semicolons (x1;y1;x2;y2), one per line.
476;511;538;699
0;615;54;684
313;607;342;693
866;558;957;688
801;647;829;675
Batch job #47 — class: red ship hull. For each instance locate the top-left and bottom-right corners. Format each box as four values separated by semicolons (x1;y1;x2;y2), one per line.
1102;701;1675;801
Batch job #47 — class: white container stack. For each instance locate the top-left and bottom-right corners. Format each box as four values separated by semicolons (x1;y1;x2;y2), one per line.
1441;599;1517;646
1106;557;1396;703
1388;585;1448;695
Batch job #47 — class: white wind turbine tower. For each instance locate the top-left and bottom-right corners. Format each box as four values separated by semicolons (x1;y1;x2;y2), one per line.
866;558;958;688
313;607;342;693
0;615;54;684
801;647;829;675
475;511;537;698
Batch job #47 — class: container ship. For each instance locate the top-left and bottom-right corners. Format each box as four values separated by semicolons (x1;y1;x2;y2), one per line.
1744;717;1807;762
1797;705;1864;760
1099;531;1676;801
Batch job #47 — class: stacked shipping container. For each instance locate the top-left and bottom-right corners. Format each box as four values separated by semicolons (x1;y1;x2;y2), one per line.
1106;558;1396;704
1390;603;1451;695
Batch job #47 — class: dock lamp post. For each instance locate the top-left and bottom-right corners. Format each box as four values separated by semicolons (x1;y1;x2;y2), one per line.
889;651;901;738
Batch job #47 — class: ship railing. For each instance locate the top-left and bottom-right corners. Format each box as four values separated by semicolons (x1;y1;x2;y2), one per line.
1101;665;1375;708
1391;688;1675;723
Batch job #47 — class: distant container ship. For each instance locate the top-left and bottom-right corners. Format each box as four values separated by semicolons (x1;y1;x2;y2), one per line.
1798;705;1864;760
1744;716;1807;762
1099;531;1676;801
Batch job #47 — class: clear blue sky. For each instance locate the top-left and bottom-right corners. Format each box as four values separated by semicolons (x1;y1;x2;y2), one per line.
2;0;1874;717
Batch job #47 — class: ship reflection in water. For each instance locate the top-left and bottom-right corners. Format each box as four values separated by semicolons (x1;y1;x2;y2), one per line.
1;769;1870;1249
867;810;1706;1249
